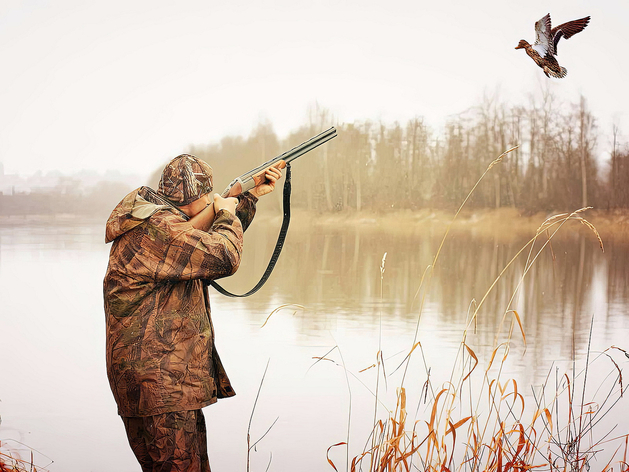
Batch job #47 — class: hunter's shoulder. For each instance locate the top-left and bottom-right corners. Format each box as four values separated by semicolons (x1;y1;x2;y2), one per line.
149;210;194;239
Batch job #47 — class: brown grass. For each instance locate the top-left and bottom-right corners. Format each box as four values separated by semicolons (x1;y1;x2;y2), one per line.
283;207;629;244
0;441;50;472
335;331;628;472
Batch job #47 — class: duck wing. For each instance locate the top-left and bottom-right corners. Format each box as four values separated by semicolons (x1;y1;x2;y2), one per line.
533;13;553;57
551;16;590;55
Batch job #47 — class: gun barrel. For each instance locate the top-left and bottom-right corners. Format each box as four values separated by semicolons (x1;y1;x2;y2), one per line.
240;127;336;180
222;127;337;196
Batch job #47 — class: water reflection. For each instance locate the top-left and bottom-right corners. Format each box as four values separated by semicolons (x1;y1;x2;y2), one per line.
228;222;626;369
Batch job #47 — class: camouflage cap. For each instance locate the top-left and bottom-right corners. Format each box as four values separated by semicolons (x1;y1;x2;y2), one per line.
158;154;213;206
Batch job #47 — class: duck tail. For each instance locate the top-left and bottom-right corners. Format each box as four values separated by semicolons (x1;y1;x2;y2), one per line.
544;65;568;78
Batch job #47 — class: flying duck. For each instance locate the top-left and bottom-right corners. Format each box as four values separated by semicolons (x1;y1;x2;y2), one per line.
515;14;590;78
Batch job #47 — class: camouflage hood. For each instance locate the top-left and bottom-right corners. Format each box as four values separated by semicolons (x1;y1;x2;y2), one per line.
158;154;214;206
105;187;183;244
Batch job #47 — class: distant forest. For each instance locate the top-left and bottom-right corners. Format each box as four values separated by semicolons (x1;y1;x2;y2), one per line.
187;93;628;215
3;91;629;218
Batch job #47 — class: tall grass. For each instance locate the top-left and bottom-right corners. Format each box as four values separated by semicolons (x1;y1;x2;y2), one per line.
323;148;628;472
0;440;50;472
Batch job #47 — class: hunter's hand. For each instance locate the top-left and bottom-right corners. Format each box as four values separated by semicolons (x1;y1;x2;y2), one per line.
213;194;238;215
250;161;285;198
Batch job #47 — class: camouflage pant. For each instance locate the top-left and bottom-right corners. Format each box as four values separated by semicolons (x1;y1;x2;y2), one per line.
122;409;211;472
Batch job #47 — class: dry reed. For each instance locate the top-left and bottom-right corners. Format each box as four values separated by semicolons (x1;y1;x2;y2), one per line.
0;440;50;472
322;147;628;472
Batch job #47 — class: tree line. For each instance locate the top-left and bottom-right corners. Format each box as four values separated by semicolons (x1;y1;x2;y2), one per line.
188;93;629;214
3;91;628;218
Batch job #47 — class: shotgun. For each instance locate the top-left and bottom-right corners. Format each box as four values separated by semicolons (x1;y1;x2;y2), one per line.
220;126;337;197
188;126;337;230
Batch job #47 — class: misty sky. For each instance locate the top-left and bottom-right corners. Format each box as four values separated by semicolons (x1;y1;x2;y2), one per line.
1;0;627;180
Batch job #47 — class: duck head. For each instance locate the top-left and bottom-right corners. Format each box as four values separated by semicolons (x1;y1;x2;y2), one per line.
515;40;529;50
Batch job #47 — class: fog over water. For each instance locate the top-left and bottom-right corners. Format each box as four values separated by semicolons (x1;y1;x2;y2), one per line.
0;219;627;471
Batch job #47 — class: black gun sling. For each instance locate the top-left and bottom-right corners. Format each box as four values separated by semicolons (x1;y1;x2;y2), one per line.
208;163;292;298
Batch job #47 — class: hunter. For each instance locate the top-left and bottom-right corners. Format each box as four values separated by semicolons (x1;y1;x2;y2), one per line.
103;154;283;471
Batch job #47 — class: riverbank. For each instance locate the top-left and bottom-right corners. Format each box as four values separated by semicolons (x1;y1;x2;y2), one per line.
279;207;629;242
2;208;629;241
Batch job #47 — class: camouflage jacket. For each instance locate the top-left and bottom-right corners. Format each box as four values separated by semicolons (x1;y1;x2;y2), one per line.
103;186;256;417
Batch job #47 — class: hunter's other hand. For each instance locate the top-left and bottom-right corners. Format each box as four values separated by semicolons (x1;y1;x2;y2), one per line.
250;161;285;198
213;194;238;215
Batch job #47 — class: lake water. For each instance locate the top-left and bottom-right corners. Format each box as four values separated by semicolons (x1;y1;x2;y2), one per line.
0;216;628;472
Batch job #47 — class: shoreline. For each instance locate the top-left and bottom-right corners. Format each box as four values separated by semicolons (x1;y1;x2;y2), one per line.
2;208;628;241
273;207;629;241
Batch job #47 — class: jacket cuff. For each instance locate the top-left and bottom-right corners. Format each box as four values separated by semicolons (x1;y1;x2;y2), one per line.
239;192;258;205
212;208;238;227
